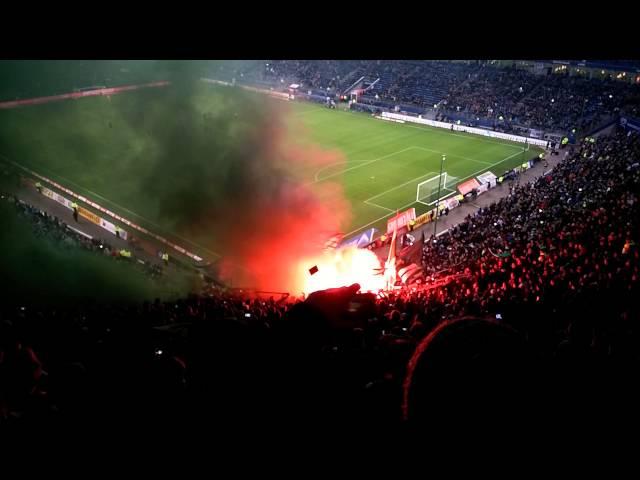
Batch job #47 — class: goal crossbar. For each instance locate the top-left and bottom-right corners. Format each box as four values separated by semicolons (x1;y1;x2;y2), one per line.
416;172;458;206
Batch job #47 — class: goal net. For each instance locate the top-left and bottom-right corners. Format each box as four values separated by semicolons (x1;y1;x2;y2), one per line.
416;172;458;206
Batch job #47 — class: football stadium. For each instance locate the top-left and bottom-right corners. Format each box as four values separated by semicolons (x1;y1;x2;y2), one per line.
1;60;639;430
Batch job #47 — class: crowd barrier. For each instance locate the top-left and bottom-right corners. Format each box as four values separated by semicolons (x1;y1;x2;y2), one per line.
0;81;170;110
201;78;291;100
380;112;549;147
39;184;129;240
9;160;204;262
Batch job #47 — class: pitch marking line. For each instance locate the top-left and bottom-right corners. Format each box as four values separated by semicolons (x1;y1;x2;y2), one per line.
344;148;524;237
402;123;524;150
311;146;417;184
363;201;395;213
313;160;370;182
364;170;439;205
2;154;223;260
363;113;526;150
412;146;493;166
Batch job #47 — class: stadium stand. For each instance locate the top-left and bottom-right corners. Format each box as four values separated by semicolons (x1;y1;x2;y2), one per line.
2;126;638;429
2;61;640;433
0;60;169;102
218;60;639;135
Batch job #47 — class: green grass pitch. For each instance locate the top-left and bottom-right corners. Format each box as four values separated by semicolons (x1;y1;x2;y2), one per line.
0;84;542;259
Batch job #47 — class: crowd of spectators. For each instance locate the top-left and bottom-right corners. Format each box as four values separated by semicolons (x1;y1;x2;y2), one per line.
4;60;639;137
5;194;164;279
440;65;542;124
421;129;639;354
513;73;637;132
2;127;638;430
377;61;472;109
0;60;167;102
222;60;640;134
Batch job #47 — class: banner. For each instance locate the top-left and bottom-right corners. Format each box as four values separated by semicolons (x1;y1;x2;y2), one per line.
387;208;416;234
620;116;640;132
78;206;101;226
340;228;379;249
16;167;205;260
412;212;431;229
457;178;481;196
375;115;405;124
38;185;128;240
398;263;422;284
0;81;170;110
210;80;292;101
380;112;548;147
476;183;489;195
98;217;127;239
445;197;460;210
477;171;497;188
529;129;544;138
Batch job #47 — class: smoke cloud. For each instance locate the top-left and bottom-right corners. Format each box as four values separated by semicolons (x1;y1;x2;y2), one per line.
120;61;353;293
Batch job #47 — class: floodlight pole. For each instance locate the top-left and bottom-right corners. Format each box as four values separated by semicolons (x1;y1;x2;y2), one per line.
433;154;446;239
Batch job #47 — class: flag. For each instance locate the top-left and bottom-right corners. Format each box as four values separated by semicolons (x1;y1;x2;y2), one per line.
384;225;398;290
324;233;344;251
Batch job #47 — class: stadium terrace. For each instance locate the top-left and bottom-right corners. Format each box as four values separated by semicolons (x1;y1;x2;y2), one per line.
0;60;638;431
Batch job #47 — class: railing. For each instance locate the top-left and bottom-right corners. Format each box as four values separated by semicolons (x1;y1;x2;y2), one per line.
342;75;365;96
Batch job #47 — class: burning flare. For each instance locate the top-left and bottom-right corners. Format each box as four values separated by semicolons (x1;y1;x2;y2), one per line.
298;246;386;295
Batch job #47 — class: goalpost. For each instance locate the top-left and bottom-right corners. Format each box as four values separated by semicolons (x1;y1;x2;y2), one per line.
416;172;457;206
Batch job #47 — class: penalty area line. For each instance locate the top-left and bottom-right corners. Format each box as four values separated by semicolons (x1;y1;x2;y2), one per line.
311;146;417;184
365;171;439;203
363;199;395;213
344;148;525;237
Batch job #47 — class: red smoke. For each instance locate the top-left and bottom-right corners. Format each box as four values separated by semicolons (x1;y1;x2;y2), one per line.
158;90;387;295
214;99;360;293
218;176;354;293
